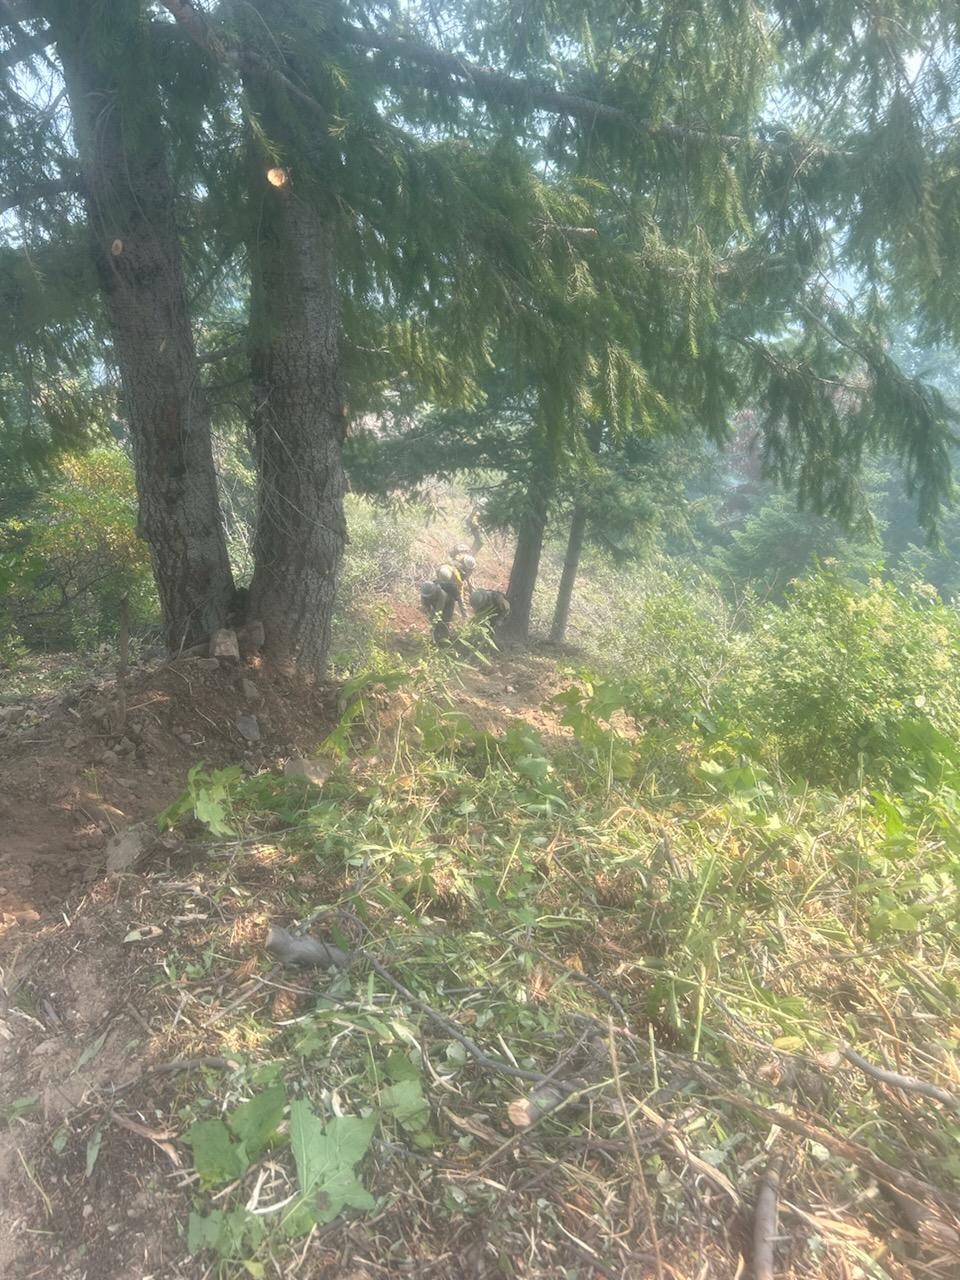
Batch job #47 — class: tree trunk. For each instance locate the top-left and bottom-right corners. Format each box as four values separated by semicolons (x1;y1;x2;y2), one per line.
503;496;548;641
245;169;346;676
49;1;234;652
549;504;588;644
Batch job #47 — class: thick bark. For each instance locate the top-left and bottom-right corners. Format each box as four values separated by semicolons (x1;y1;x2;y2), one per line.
48;1;233;651
246;175;346;676
549;504;588;644
503;496;548;642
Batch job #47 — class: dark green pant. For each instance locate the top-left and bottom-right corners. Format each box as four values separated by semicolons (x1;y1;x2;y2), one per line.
433;586;458;643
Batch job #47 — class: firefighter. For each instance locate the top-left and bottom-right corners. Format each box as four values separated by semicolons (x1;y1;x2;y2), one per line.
421;552;476;642
466;507;485;553
469;586;510;628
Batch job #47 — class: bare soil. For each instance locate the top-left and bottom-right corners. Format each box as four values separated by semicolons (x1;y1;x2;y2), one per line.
0;625;578;1280
0;654;344;928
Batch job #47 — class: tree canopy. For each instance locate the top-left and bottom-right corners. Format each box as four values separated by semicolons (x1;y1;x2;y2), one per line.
1;2;959;659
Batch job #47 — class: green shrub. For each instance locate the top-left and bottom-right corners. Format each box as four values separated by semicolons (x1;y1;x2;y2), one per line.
562;564;960;790
717;494;876;601
744;572;960;785
0;446;158;651
329;495;425;672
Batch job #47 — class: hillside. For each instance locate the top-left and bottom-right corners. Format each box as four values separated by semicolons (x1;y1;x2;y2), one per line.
1;564;959;1279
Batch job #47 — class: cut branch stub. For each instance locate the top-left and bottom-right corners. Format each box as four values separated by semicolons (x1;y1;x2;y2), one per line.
210;628;240;662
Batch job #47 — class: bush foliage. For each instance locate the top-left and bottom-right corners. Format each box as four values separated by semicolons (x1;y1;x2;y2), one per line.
1;446;157;652
557;562;960;790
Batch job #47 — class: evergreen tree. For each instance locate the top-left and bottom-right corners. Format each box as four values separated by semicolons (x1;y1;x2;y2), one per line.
3;2;960;660
347;379;696;641
3;1;236;650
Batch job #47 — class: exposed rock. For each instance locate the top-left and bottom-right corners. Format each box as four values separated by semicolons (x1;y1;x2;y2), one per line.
210;629;240;662
283;756;332;787
236;714;261;743
265;925;350;969
105;822;153;874
241;678;260;703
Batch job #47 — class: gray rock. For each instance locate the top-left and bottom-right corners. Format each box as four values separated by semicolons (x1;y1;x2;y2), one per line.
241;678;260;702
105;822;152;873
210;629;240;662
265;926;350;969
236;714;261;743
283;756;332;787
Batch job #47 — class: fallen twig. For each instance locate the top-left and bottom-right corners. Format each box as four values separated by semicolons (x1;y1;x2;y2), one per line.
753;1156;782;1280
112;1114;181;1167
697;1073;960;1216
638;1096;741;1206
842;1046;959;1110
478;1079;611;1172
609;1018;665;1280
364;952;547;1083
145;1055;241;1076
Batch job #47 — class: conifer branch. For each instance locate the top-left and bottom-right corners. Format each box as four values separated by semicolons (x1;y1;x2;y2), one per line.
157;3;826;161
336;22;821;157
159;0;330;127
159;0;236;68
0;0;53;72
0;174;80;215
0;29;50;72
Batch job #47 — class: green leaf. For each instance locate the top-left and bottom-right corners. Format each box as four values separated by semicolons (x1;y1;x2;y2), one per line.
286;1104;376;1235
315;1168;376;1220
156;792;193;832
887;908;921;932
289;1100;325;1196
516;754;551;783
384;1052;420;1083
228;1086;285;1160
77;1029;109;1070
1;1093;39;1124
187;1205;263;1258
85;1127;103;1178
188;1210;225;1254
186;1118;244;1188
380;1079;430;1134
194;790;233;836
772;1035;805;1052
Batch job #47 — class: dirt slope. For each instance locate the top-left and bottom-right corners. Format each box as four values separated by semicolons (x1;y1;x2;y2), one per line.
0;655;342;928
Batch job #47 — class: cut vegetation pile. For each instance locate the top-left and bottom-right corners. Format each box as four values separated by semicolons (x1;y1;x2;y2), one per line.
2;649;958;1279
